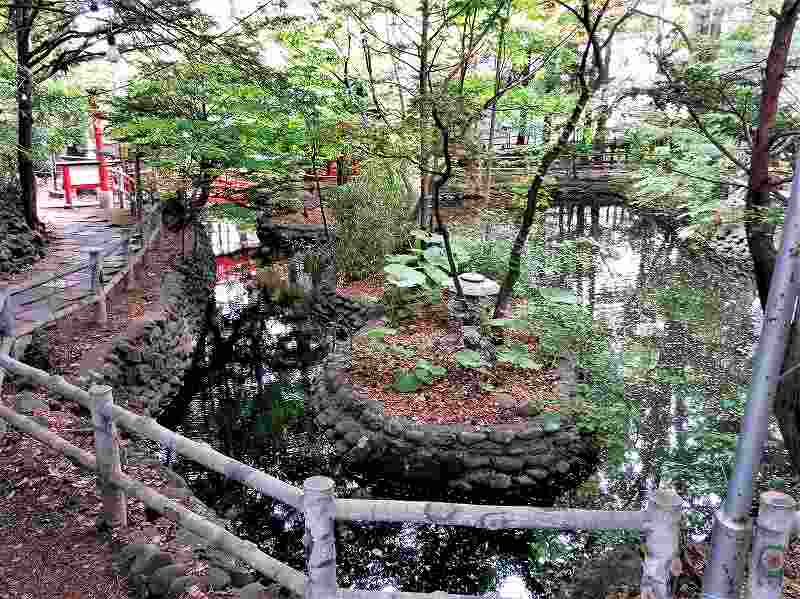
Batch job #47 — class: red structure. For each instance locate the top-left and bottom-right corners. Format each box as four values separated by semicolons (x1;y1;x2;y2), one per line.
207;175;256;206
215;254;257;282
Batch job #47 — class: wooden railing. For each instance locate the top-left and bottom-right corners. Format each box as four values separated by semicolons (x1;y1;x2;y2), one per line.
0;347;677;599
1;340;800;597
0;200;162;339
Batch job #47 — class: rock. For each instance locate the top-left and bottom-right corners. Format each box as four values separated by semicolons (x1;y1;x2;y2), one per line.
526;468;549;480
15;391;45;415
555;460;571;474
204;547;240;571
227;568;256;588
174;527;211;549
117;543;160;572
167;575;203;597
492;456;525;472
238;582;276;599
403;428;426;443
149;563;191;596
525;453;555;468
458;431;487;445
462;454;491;468
207;566;232;589
448;480;473;492
488;430;515;444
130;550;175;578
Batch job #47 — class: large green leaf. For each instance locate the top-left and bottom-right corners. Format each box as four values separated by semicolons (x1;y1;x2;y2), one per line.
421;262;450;286
424;246;445;260
454;350;484;368
366;327;398;338
384;264;427;287
385;254;419;265
425;254;452;272
488;318;530;330
393;371;420;393
414;368;434;385
538;287;579;304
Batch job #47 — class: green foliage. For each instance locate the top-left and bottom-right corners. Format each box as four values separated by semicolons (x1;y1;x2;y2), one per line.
496;342;542;370
454;349;484;369
389;359;448;393
542;413;561;432
327;158;418;281
381;284;429;328
208;203;258;230
384;230;474;291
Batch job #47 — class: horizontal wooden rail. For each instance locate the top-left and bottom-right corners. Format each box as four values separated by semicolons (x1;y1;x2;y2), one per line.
7;260;90;296
336;591;479;599
3;204;162;338
334;497;649;530
0;352;305;510
0;347;690;599
0;401;306;597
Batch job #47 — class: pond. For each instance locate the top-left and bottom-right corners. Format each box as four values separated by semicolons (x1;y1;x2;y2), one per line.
138;202;795;598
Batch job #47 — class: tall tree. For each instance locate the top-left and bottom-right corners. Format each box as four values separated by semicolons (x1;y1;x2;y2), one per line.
491;0;645;321
0;0;241;230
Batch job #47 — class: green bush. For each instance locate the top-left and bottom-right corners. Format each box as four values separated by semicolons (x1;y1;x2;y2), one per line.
326;158;417;281
382;284;428;328
208;202;259;229
272;190;304;213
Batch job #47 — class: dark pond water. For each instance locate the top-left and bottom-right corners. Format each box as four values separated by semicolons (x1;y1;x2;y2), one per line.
137;204;797;598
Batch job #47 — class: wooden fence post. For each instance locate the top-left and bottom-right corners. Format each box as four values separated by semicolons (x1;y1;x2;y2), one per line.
641;485;683;599
748;490;797;598
89;248;107;324
303;475;337;599
125;231;139;288
90;384;128;529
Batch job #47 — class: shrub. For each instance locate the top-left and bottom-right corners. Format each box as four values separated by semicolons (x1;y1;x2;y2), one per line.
272;190;304;214
326;158;417;281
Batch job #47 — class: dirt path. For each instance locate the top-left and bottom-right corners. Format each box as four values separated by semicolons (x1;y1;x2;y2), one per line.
0;220;232;599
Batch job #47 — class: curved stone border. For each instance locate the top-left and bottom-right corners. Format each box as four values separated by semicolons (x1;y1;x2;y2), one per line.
94;218;217;416
309;341;603;501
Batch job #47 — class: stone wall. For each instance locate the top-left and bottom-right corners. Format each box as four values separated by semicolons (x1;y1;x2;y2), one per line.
97;219;216;416
309;342;603;503
255;218;334;258
0;178;48;276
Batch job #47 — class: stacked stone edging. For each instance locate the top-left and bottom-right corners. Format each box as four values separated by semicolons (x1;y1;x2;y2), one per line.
97;219;216;416
256;219;334;258
310;342;602;501
113;442;301;599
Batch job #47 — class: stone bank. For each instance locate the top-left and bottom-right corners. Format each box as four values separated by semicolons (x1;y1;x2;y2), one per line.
310;341;604;503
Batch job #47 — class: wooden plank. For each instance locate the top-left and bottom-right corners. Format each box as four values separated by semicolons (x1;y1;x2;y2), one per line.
7;261;88;296
334;497;648;531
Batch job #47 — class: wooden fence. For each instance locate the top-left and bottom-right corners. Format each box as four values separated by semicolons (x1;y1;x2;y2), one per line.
1;337;799;597
0;200;162;340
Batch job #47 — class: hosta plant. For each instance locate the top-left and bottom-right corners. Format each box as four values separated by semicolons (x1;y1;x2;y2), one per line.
454;349;484;369
496;342;542;370
389;358;448;393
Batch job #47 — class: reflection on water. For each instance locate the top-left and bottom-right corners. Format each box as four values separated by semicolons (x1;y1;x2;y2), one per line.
142;201;794;598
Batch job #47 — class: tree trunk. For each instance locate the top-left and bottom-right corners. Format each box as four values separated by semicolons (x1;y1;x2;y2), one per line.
747;0;800;311
492;87;592;321
482;11;508;201
745;0;800;477
416;0;431;225
776;317;800;474
516;47;533;145
16;3;38;230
